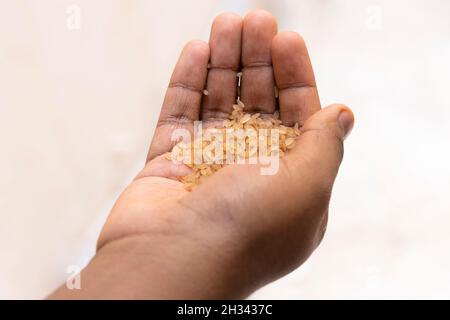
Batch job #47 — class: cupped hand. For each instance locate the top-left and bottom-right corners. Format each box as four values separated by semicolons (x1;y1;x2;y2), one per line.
76;10;354;299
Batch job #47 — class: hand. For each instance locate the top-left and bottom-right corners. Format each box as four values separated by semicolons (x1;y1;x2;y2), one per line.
50;10;354;299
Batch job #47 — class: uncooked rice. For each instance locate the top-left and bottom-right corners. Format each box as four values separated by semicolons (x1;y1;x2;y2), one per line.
164;101;300;191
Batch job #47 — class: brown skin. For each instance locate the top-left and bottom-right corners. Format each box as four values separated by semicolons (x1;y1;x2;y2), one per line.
49;10;354;299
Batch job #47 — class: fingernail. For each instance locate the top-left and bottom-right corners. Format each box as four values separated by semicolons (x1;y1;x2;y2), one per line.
338;110;354;139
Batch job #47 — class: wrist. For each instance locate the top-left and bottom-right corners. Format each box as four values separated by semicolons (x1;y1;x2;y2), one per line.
97;233;241;299
51;227;253;299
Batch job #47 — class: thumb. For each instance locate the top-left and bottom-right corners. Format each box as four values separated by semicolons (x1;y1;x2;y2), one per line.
287;104;354;187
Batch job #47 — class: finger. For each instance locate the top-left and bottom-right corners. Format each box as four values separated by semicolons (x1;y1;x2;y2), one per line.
147;40;210;162
136;154;192;181
202;13;242;122
240;10;278;113
272;32;321;127
286;104;354;189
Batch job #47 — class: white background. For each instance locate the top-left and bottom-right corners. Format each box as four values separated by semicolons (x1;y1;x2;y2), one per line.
1;0;449;299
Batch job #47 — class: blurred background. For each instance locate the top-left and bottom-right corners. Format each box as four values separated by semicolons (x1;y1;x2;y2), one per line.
1;0;450;299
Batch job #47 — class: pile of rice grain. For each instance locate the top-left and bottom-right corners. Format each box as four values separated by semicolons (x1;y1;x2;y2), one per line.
165;101;300;190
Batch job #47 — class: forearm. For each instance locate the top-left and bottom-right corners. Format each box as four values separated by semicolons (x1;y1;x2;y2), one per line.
49;233;251;300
